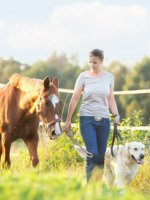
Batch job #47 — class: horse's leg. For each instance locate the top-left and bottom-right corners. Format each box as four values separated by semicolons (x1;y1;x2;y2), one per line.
23;133;39;167
1;133;11;168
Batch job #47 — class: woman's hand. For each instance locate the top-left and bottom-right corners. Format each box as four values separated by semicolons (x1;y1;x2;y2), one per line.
114;114;120;124
63;120;72;133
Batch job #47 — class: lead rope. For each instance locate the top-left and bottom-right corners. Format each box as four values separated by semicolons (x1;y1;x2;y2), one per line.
61;92;70;120
111;123;124;157
65;130;93;158
59;91;93;158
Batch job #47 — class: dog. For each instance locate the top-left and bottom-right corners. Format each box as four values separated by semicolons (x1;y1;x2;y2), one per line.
103;142;145;187
74;142;145;187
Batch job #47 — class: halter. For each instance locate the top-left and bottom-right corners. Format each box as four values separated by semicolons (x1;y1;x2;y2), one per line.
36;92;61;134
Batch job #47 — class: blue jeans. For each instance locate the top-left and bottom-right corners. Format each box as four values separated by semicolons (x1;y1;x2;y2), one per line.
79;116;110;181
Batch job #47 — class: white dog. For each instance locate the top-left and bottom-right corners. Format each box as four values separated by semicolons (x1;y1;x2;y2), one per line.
103;142;145;187
74;142;145;187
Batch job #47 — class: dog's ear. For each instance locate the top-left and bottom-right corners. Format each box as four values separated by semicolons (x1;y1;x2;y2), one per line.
122;143;130;158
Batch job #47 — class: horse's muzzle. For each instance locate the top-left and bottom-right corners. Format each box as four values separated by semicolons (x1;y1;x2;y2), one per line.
49;123;62;140
39;121;62;140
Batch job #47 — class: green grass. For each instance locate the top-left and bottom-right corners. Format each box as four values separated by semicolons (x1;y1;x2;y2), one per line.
1;110;150;200
0;171;149;200
0;137;149;200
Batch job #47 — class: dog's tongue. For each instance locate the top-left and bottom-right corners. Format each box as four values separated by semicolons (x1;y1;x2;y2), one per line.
137;159;144;165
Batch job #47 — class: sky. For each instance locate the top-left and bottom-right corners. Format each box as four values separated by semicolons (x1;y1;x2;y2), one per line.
0;0;150;65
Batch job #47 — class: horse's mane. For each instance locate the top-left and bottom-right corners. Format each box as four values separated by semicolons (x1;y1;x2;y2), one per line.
9;74;42;92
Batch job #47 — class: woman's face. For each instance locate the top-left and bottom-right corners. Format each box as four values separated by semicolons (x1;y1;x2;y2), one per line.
89;55;102;71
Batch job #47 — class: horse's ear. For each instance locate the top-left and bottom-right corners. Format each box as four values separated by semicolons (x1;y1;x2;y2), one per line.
43;76;50;90
52;77;59;88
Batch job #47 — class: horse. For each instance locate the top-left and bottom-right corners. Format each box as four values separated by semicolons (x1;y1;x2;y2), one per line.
0;74;63;168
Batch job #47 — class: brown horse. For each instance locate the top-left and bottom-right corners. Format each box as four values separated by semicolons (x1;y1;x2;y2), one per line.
0;74;63;168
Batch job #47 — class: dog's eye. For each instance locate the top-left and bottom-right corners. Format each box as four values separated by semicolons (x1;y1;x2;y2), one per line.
134;148;138;151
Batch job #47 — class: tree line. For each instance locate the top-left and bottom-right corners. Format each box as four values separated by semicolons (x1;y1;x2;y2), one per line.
0;52;149;125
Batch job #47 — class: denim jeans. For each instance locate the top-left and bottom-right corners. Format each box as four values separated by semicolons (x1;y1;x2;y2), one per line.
79;116;110;181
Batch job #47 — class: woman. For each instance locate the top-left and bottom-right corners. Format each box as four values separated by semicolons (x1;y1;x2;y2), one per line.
64;49;120;181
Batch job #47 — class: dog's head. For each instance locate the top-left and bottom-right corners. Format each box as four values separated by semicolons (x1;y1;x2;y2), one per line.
127;142;145;164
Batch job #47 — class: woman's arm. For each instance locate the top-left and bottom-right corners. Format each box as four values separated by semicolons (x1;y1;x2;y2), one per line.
64;87;82;132
108;88;120;124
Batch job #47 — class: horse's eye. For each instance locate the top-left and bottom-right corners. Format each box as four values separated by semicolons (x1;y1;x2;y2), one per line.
45;102;50;106
134;148;138;151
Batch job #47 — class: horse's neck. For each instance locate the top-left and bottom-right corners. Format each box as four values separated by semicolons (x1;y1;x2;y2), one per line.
12;76;42;114
19;80;42;92
19;91;39;114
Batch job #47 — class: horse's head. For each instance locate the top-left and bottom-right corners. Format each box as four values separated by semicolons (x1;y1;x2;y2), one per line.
37;76;63;140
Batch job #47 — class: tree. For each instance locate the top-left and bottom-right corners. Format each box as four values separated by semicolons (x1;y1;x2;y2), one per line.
106;61;129;119
0;57;22;83
122;57;150;124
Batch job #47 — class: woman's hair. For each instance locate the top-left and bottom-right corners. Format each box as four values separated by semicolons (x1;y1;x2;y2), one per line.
90;49;104;61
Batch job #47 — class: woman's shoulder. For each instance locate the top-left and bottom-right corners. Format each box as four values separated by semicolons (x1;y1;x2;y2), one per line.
103;71;114;78
78;71;89;78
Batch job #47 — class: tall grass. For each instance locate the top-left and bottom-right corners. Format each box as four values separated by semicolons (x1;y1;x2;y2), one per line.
0;171;149;200
0;110;150;199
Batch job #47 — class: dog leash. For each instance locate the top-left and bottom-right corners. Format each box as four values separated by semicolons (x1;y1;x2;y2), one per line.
111;123;123;157
65;130;93;158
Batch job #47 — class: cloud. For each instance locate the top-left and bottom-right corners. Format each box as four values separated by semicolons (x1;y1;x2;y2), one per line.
0;2;150;63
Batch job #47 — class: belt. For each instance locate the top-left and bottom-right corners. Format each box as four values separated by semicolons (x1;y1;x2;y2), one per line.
94;116;103;121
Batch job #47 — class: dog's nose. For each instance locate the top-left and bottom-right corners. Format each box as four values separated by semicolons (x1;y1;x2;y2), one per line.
140;154;144;159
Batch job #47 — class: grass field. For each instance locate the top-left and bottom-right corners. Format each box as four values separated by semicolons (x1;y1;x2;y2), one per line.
0;134;150;200
0;172;150;200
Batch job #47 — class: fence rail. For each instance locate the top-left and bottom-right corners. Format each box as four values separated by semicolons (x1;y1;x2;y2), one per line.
58;88;150;131
1;83;150;131
110;126;150;131
59;88;150;95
